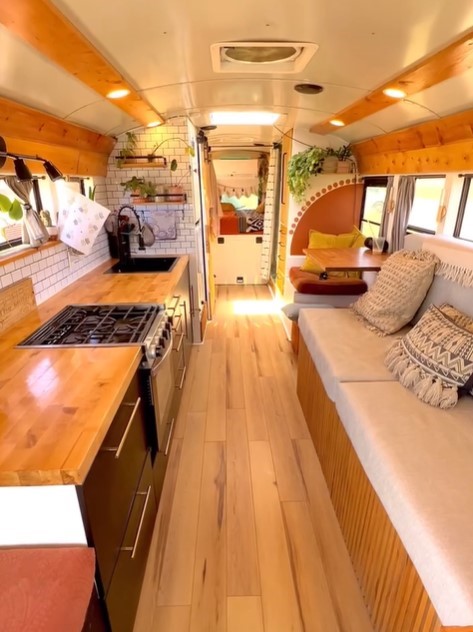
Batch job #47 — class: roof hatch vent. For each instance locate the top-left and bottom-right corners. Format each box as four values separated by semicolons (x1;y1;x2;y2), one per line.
211;41;318;74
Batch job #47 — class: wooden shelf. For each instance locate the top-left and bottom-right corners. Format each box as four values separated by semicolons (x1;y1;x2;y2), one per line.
118;160;167;168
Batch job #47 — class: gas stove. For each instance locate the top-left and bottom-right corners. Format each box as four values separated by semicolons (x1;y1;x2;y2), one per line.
17;303;167;361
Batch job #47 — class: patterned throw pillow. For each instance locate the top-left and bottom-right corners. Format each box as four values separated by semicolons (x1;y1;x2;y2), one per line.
352;249;438;335
385;304;473;408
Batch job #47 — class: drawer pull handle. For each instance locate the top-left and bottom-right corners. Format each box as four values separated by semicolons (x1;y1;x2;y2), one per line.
181;301;188;337
121;485;152;559
176;364;187;390
164;417;175;456
174;331;184;352
172;313;182;332
101;398;141;459
167;295;180;312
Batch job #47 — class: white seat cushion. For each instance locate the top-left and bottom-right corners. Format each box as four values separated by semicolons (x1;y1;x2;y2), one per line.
336;381;473;626
298;308;405;401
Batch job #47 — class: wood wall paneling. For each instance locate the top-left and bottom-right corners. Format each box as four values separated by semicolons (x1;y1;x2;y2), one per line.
296;338;473;632
354;139;473;175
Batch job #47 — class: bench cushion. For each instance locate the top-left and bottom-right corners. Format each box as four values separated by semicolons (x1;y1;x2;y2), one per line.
299;307;404;401
336;381;473;626
289;267;367;295
0;547;95;632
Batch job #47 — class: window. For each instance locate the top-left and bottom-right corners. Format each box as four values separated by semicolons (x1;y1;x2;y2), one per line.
0;181;24;250
407;176;445;234
454;176;473;242
360;177;388;238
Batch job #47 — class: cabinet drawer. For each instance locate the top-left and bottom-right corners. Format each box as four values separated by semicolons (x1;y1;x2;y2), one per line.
83;376;147;592
106;455;157;632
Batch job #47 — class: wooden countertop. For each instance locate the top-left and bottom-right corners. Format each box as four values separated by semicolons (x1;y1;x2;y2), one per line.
0;256;189;487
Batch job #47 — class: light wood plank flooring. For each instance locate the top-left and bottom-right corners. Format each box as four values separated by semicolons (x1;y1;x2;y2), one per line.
134;285;373;632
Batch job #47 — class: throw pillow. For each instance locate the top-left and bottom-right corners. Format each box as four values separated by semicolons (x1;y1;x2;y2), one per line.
350;225;366;248
352;249;438;334
385;304;473;408
300;228;359;276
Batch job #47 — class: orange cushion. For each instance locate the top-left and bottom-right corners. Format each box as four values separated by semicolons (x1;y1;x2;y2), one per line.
220;202;236;214
289;267;368;296
0;547;95;632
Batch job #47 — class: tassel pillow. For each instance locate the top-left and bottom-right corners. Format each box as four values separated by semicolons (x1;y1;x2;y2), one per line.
385;303;473;408
352;249;438;334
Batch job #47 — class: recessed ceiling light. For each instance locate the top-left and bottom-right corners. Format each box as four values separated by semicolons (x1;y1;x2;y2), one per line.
210;111;280;125
147;121;162;128
107;88;130;99
329;119;345;127
294;83;324;95
383;87;406;99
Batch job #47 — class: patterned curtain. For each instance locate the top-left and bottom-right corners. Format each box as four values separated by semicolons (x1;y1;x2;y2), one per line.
391;176;415;252
5;177;49;247
379;176;394;243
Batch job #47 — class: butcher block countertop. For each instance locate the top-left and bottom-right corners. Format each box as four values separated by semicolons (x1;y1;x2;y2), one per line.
0;256;189;487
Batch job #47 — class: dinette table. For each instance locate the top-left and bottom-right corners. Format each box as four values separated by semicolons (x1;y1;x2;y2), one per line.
302;247;389;274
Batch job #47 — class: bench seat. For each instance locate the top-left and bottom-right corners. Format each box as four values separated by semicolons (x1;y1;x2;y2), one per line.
337;381;473;626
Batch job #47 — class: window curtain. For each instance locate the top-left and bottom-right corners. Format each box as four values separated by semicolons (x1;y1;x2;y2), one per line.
391;176;415;252
379;176;394;242
5;177;49;247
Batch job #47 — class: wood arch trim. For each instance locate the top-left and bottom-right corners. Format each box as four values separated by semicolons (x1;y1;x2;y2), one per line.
290;183;363;254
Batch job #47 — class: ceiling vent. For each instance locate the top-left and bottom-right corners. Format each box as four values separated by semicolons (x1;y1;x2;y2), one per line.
210;41;318;74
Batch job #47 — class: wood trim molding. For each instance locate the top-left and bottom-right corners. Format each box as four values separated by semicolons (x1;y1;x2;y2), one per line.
310;28;473;135
0;97;115;154
353;139;473;175
0;0;164;127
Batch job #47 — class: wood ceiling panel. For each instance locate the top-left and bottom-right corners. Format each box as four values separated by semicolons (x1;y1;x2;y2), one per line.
0;0;163;127
311;28;473;135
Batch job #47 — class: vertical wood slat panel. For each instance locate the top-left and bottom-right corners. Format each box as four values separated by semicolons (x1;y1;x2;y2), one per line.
296;339;473;632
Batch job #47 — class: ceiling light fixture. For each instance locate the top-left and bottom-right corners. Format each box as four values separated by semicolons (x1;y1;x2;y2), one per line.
106;88;130;99
210;111;280;125
147;121;162;128
329;119;345;127
383;87;406;99
294;83;324;95
0;136;63;182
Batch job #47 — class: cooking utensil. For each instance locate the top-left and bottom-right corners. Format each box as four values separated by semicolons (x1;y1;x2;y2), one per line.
142;222;156;247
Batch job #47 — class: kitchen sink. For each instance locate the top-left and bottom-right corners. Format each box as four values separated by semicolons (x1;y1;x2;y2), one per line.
105;256;178;274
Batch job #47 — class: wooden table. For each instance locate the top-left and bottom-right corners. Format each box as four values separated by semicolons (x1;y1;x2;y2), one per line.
303;247;389;272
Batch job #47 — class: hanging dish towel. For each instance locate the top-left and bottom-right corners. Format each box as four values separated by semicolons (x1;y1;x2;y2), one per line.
57;184;110;254
151;210;177;241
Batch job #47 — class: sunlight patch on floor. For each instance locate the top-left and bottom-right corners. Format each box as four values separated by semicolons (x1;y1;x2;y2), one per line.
231;298;283;315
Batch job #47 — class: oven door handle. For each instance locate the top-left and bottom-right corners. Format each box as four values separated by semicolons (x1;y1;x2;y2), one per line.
150;337;173;376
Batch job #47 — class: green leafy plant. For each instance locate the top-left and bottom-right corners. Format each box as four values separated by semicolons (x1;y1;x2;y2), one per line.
334;144;353;161
149;137;195;161
116;131;138;168
120;176;157;199
0;194;23;221
87;185;97;201
287;146;327;202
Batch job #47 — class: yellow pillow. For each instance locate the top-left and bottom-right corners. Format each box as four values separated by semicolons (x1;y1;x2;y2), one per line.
350;225;366;248
300;229;358;275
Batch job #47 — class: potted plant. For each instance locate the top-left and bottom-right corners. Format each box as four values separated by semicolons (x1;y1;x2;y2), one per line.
165;158;187;202
321;148;339;173
287;145;327;201
116;132;138;168
334;144;353;173
120;177;158;203
148;137;195;162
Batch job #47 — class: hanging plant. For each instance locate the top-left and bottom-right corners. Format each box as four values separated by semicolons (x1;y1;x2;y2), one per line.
287;146;327;202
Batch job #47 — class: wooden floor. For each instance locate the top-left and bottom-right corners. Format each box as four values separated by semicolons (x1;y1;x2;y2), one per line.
134;285;373;632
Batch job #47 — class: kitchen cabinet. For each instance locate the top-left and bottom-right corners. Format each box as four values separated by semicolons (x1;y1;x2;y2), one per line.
80;372;157;632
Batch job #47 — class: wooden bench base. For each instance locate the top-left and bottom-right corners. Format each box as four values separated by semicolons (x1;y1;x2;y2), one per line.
296;338;473;632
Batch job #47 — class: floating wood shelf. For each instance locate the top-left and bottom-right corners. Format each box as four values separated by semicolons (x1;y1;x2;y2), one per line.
116;155;167;168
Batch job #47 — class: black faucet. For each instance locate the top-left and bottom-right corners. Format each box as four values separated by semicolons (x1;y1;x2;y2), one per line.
117;204;145;263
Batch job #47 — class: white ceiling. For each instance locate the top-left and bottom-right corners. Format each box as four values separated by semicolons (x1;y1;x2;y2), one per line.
3;0;473;145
